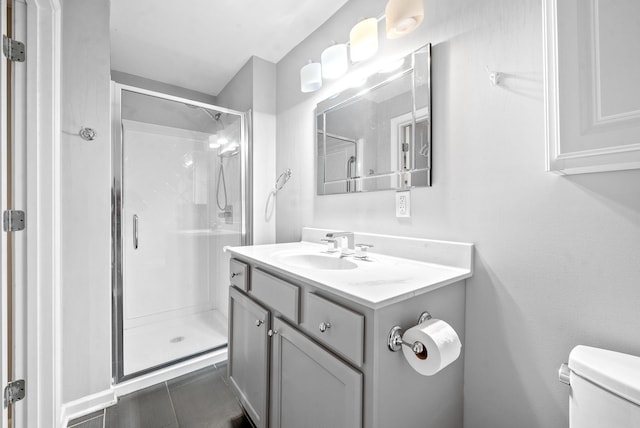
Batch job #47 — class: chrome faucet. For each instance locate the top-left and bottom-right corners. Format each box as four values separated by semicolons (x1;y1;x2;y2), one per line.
325;231;354;252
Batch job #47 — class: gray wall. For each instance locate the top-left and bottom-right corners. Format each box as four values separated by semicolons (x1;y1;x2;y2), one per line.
60;0;112;402
218;56;277;245
217;59;254;112
275;1;640;428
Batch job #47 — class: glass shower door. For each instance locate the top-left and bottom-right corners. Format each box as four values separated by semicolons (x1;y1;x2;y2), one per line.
113;85;247;381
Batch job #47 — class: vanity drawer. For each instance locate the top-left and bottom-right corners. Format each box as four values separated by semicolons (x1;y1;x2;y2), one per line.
229;259;249;291
305;293;364;367
250;269;300;323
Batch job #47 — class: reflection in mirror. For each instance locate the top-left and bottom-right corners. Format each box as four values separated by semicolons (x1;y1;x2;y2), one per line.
316;44;431;195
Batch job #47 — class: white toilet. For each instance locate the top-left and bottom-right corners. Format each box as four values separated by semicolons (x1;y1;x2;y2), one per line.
560;345;640;427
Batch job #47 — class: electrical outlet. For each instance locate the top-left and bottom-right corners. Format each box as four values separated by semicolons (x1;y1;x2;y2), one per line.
396;190;410;218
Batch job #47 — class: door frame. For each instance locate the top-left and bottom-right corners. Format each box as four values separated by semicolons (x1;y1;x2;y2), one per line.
10;0;29;427
1;0;11;424
22;0;62;427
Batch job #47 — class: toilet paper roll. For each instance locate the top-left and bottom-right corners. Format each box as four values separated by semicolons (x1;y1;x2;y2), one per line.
401;318;461;376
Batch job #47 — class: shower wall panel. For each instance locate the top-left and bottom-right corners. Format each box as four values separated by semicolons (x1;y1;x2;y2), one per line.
122;121;217;327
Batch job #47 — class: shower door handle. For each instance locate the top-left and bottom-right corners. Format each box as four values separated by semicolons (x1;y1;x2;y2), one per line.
133;214;139;249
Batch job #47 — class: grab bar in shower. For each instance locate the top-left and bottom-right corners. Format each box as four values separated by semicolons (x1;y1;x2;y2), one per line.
133;214;139;249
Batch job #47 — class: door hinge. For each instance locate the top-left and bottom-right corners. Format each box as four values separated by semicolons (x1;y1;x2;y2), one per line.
3;210;25;232
2;35;25;62
4;380;25;407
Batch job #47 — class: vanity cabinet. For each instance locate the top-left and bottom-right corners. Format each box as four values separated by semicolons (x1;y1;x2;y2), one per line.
270;317;363;428
227;254;467;428
228;286;270;428
228;284;362;428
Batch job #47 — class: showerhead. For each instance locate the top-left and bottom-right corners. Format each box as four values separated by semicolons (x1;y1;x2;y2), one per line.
185;103;223;125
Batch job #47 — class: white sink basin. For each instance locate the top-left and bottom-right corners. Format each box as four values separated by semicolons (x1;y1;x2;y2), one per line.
275;253;358;270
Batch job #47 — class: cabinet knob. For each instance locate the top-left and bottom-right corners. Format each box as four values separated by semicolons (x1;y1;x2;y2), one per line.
231;272;241;278
268;329;278;337
255;319;263;327
319;322;332;333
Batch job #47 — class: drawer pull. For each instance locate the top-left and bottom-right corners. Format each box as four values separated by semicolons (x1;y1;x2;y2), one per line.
231;272;242;278
319;322;332;333
255;319;264;327
268;329;278;337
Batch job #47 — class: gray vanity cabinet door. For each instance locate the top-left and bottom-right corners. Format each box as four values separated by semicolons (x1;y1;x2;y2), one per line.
228;287;270;428
270;317;363;428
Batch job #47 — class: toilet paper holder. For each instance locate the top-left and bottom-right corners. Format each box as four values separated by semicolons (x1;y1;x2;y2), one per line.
387;311;432;354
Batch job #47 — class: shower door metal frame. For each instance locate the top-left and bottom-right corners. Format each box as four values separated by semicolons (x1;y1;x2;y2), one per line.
110;82;252;383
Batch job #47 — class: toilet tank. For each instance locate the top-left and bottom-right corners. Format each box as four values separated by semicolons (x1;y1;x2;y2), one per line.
567;345;640;428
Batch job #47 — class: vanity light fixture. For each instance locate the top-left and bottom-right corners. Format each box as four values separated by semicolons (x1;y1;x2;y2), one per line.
300;2;422;93
385;0;424;39
321;43;349;79
300;60;323;93
349;18;379;63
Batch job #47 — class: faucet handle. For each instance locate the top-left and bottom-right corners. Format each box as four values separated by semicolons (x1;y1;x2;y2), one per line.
354;243;373;259
320;238;338;252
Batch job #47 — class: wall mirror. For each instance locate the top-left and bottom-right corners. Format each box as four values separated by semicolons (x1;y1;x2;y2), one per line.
316;44;431;195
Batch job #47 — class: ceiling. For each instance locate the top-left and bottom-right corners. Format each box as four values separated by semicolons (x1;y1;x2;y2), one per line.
110;0;351;96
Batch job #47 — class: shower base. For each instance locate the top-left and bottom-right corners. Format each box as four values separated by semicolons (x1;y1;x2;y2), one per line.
123;309;228;376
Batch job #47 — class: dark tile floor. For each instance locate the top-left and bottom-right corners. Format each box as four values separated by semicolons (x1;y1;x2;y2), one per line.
68;364;254;428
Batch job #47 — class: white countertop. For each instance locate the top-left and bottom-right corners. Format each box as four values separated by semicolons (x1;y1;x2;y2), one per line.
226;239;473;309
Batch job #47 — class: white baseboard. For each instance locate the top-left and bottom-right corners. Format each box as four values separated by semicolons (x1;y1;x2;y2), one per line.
60;388;117;427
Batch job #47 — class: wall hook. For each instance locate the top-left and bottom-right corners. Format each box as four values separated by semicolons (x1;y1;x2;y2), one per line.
485;66;501;86
79;126;97;141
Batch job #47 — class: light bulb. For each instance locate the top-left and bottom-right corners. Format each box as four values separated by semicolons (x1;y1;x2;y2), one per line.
349;18;379;63
300;60;323;93
321;43;349;79
385;0;424;39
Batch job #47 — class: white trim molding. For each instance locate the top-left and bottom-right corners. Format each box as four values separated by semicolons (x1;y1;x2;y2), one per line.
60;349;226;426
59;389;117;428
25;0;62;426
543;0;640;175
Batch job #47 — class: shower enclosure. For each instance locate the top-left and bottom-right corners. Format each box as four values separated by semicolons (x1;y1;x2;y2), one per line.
111;83;250;382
